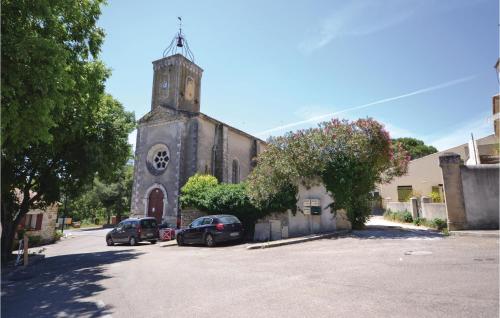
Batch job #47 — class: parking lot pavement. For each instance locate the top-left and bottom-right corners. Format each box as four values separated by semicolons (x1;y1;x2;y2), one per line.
2;227;498;318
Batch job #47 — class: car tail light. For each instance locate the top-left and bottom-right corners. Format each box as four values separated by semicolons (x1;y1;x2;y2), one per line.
216;223;224;231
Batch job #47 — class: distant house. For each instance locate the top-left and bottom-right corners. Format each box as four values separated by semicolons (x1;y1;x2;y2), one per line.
378;134;498;207
16;191;59;243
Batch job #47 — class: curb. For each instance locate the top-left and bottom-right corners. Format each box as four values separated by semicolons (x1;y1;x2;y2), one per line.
450;231;499;238
246;230;350;250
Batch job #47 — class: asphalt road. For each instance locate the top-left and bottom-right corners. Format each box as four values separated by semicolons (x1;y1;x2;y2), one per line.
2;224;499;318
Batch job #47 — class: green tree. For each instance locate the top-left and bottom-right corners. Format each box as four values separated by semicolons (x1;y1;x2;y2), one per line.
1;0;135;261
392;137;437;160
67;163;134;224
247;118;409;229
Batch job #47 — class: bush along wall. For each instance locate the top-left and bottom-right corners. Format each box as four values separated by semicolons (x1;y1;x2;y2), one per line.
180;174;292;237
383;209;447;231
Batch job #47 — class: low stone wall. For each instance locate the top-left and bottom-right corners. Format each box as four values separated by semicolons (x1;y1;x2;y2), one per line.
254;209;352;242
180;207;205;228
421;203;447;220
386;202;412;213
460;164;499;229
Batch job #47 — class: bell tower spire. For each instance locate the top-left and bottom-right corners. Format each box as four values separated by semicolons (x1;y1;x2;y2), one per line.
151;18;203;113
163;17;195;61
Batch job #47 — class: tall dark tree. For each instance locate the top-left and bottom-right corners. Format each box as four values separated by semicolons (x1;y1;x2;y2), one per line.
1;0;135;261
392;137;438;160
68;163;134;224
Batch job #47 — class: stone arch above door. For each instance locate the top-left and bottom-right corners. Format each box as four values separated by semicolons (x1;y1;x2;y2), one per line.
143;183;168;223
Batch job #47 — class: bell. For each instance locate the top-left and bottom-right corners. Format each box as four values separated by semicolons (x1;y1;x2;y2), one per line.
176;36;184;47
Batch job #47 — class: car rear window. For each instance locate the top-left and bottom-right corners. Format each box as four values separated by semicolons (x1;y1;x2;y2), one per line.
140;219;157;228
218;216;240;224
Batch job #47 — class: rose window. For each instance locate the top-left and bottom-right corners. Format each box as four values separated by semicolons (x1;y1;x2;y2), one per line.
146;144;170;175
154;150;169;170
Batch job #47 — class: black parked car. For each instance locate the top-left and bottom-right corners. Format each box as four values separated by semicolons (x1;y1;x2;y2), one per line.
106;217;159;246
176;215;243;247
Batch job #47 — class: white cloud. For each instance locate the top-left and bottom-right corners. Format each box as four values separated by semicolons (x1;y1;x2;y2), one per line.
299;0;488;54
381;122;414;139
299;1;418;54
255;75;477;137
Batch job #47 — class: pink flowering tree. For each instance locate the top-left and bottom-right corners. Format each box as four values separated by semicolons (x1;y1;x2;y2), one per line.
247;118;409;229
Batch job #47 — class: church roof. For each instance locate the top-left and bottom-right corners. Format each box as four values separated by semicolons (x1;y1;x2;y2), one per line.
197;112;266;144
138;106;266;144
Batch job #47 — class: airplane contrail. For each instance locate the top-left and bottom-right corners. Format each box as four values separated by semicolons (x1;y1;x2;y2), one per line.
255;75;477;136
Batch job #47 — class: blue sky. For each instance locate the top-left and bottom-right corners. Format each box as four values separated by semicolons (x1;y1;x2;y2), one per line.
98;0;499;150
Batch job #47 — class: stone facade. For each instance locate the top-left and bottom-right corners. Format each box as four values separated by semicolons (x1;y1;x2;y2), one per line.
19;204;58;243
131;53;266;225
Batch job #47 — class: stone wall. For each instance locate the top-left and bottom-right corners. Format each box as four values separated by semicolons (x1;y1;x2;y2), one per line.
460;164;499;229
253;183;351;242
386;202;412;213
180;207;205;228
440;153;499;230
421;203;447;220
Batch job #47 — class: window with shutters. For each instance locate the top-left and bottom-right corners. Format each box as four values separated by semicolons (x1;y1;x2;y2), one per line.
35;214;43;230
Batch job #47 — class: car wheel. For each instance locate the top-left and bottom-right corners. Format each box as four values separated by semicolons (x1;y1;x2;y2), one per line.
106;237;114;246
149;240;157;244
129;236;137;246
205;234;215;247
177;234;184;246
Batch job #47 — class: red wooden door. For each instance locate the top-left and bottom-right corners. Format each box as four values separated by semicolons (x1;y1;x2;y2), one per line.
148;188;164;223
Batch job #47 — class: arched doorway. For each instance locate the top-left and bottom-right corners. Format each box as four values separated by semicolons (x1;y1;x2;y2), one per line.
148;188;164;223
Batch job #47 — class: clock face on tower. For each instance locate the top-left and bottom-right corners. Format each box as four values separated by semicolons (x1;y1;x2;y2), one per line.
185;77;195;102
161;80;169;90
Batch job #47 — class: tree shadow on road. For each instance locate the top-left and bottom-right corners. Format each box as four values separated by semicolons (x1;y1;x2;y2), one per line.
2;249;142;318
348;225;444;240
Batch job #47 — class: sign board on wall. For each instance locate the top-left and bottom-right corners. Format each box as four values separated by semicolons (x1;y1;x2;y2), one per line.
303;198;321;215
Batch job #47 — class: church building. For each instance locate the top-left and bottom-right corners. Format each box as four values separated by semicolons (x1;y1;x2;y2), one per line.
130;26;266;226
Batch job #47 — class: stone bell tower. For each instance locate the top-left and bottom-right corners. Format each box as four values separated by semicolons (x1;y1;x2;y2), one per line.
150;20;203;113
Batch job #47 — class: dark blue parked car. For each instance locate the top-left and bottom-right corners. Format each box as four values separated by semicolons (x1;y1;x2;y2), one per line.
176;215;243;247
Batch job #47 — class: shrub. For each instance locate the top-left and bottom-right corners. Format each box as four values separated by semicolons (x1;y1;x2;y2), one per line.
27;235;42;247
431;218;447;230
384;210;412;223
430;191;442;203
54;230;64;242
180;174;285;235
413;217;422;226
180;174;218;209
401;211;413;223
